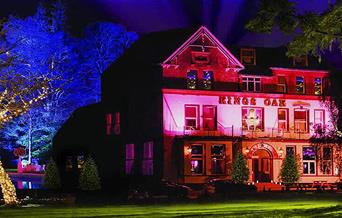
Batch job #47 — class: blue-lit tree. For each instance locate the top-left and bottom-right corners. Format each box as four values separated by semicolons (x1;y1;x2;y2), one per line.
0;1;138;164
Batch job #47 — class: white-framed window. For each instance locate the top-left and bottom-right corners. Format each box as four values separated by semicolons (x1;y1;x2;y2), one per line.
211;144;225;175
296;76;305;94
142;141;153;176
242;77;261;92
303;147;316;175
125;144;135;175
278;108;289;131
294;109;309;133
322;147;332;175
314;109;325;128
190;144;204;175
203;105;217;130
185;105;199;130
242;107;264;131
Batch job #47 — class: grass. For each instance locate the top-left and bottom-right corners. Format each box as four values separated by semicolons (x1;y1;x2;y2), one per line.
0;195;341;217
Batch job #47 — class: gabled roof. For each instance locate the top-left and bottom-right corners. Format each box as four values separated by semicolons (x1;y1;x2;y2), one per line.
162;26;244;70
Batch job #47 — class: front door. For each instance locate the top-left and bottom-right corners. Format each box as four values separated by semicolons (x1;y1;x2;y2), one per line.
253;149;272;182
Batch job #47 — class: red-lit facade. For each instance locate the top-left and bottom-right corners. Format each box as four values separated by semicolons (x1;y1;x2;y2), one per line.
161;26;339;184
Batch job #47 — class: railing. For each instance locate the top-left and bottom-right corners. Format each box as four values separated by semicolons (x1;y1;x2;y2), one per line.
180;126;311;139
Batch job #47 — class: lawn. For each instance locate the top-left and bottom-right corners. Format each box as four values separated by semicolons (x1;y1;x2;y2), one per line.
0;197;342;218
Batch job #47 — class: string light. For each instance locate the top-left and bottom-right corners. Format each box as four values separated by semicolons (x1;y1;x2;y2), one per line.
0;161;18;206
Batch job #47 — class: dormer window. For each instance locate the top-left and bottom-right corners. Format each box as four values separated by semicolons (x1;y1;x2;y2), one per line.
242;77;261;92
187;70;198;89
296;76;305;94
240;48;256;65
203;71;213;90
293;55;308;67
314;78;322;95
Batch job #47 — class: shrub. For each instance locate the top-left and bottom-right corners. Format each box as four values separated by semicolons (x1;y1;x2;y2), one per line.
232;152;250;184
44;158;61;189
79;156;101;191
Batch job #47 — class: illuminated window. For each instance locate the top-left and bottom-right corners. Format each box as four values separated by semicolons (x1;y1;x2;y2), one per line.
277;76;286;93
203;71;213;90
211;144;225;174
203;105;217;130
125;144;135;175
314;110;325;128
242;77;261;92
106;113;112;135
293;55;308;67
114;112;120;135
278;108;289;131
294;109;309;133
242;107;264;131
77;155;85;169
190;144;203;174
286;146;295;156
142;141;153;176
322;147;332;175
296;76;305;94
187;70;197;89
65;156;73;172
314;78;322;95
240;48;256;65
303;147;316;175
185;105;199;130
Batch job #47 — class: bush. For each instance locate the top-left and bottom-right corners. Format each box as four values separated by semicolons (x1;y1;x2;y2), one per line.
232;152;250;184
44;158;61;189
79;156;101;191
280;154;300;185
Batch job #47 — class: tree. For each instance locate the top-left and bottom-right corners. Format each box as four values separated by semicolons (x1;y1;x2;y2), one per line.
79;156;101;191
232;152;250;184
43;157;61;189
280;154;300;186
0;161;18;206
246;0;342;57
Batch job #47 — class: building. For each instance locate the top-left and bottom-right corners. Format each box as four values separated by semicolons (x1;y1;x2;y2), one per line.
53;26;340;190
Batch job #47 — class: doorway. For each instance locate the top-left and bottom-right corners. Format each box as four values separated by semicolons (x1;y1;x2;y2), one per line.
252;149;272;182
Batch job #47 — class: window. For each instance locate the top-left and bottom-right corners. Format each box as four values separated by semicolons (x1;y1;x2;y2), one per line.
286;146;295;156
125;144;135;175
240;48;256;65
293;55;308;67
65;156;73;172
314;110;325;128
278;108;289;131
296;76;305;94
242;107;264;131
314;78;322;95
294;109;309;133
203;105;217;130
187;70;197;89
211;145;225;174
142;141;153;176
277;76;287;93
185;105;199;130
203;71;213;90
322;147;332;175
77;155;85;169
192;51;210;64
106;113;112;135
303;147;316;175
114;112;120;135
242;77;261;92
190;144;203;174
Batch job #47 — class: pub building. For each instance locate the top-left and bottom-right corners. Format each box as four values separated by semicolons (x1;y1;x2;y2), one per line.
53;26;340;190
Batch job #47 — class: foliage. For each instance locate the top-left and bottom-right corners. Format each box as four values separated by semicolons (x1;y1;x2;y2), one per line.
79;156;101;191
246;0;342;57
43;157;61;189
280;154;300;185
232;152;250;184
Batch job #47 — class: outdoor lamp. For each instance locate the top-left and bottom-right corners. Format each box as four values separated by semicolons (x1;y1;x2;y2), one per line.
278;147;284;157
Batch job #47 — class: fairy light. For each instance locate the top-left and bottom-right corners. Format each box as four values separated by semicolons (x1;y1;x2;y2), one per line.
0;161;18;206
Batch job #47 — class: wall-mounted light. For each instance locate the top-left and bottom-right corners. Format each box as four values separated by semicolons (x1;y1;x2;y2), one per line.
278;147;284;157
185;146;192;155
245;146;249;154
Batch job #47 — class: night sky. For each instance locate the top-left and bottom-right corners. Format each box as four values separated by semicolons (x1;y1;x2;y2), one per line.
1;0;340;67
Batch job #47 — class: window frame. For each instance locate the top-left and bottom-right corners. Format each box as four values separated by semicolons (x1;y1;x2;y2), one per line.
242;76;261;92
294;108;309;133
302;146;316;175
314;78;322;95
187;70;198;89
296;76;305;94
190;144;204;175
277;76;287;93
286;145;296;157
203;105;217;131
241;107;264;131
142;141;153;176
314;109;325;128
203;70;214;90
184;104;200;130
210;144;226;175
240;48;256;65
322;146;333;175
125;143;135;175
278;108;289;132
